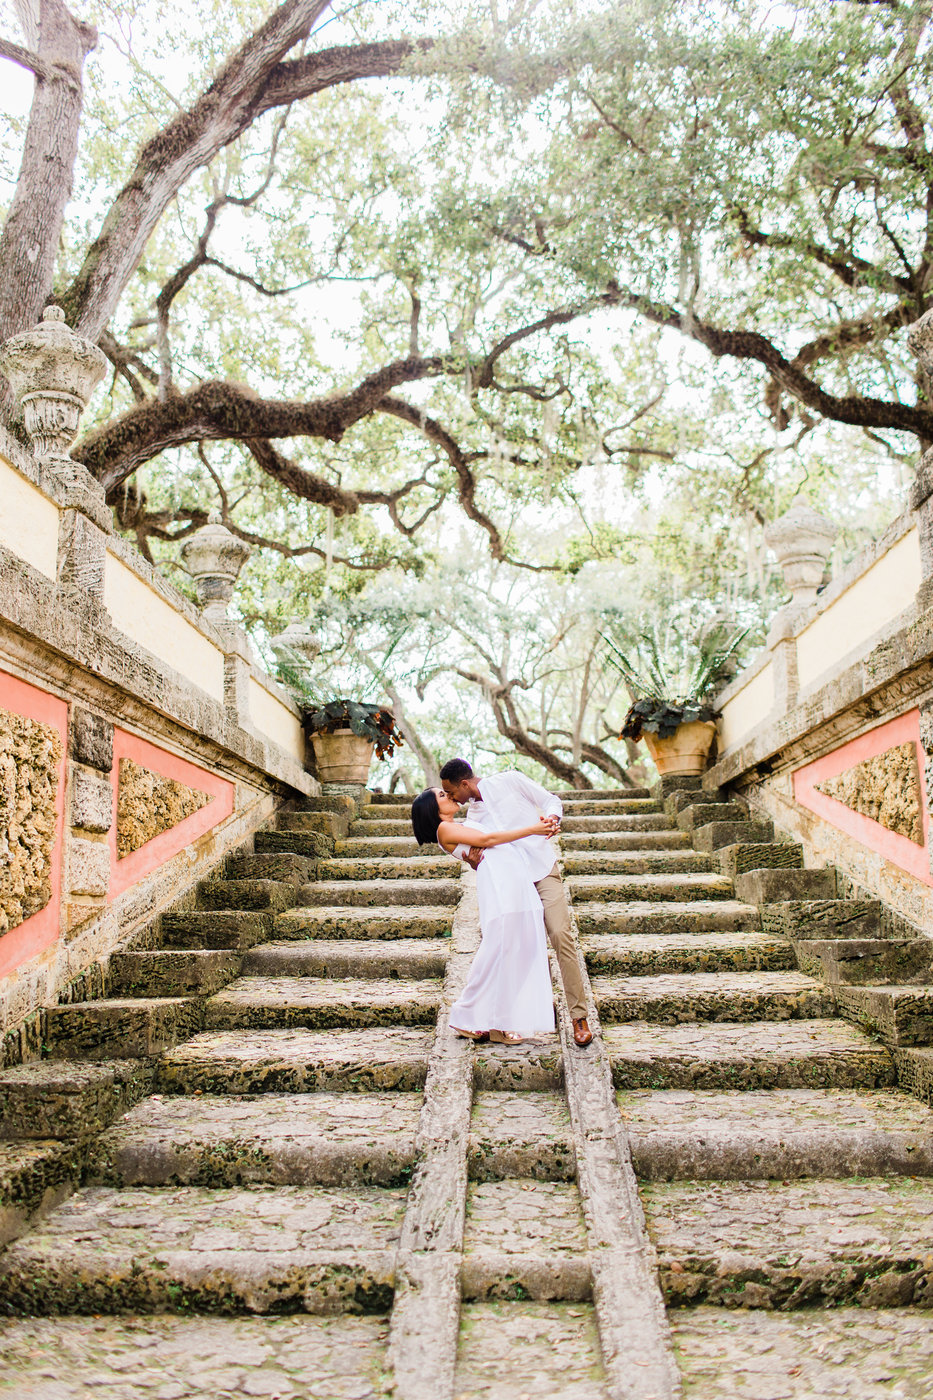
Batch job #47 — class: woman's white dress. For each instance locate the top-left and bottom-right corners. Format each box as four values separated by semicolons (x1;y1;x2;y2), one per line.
447;837;556;1037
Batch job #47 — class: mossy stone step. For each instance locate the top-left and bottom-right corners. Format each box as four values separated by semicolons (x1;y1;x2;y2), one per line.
734;868;836;904
278;810;349;839
594;971;833;1025
89;1092;423;1189
274;904;454;941
158;1028;433;1095
795;938;933;987
461;1179;590;1302
559;787;651;801
456;1302;606;1397
256;830;335;860
574;899;759;936
160;910;270;951
565;872;734;904
297;879;461;908
204;976;441;1032
0;1184;405;1315
0;1060;154;1140
605;1018;895;1091
665;789;729;816
716;842;804;881
197;879;298;913
472;1038;563;1093
582;932;795;977
357;804;412;821
558;799;662;816
692;819;774;852
762;899;882;941
0;1140;85;1247
225;851;317;884
108;950;242;998
468;1092;574;1182
620;1087;933;1181
559;830;689;852
561;814;673;833
676;803;746;833
46;998;202;1061
316;856;452;882
244;939;449;980
347;819;412;837
835;984;933;1048
643;1177;933;1309
560;851;713;877
334;837;423;857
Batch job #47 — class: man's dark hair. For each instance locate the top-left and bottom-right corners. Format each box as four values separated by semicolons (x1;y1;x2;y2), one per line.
439;758;473;783
411;789;442;846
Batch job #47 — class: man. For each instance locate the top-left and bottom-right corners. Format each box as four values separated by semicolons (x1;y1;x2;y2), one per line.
439;757;594;1048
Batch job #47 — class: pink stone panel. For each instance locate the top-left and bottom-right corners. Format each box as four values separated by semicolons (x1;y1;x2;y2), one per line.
0;670;68;979
108;729;235;897
793;709;932;886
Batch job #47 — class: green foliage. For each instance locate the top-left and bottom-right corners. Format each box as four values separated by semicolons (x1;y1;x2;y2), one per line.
299;699;405;759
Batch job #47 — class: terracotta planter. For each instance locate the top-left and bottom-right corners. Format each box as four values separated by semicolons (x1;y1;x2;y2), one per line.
309;728;375;784
642;720;717;777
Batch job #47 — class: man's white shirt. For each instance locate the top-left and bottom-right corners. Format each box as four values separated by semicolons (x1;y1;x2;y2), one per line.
466;770;562;883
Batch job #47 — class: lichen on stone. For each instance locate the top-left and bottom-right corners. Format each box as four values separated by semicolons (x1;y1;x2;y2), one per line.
116;758;212;859
816;741;924;845
0;707;62;936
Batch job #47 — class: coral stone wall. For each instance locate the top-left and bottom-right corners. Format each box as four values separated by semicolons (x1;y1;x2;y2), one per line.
0;710;62;935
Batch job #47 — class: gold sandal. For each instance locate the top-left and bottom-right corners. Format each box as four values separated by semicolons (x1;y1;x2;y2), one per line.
489;1030;525;1045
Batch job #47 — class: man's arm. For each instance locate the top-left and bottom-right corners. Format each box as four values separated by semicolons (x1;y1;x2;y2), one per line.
510;771;563;822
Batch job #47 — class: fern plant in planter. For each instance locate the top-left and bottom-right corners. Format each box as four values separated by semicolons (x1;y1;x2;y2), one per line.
603;617;748;777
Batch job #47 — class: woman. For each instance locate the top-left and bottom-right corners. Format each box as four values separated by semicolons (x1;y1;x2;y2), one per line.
410;787;557;1044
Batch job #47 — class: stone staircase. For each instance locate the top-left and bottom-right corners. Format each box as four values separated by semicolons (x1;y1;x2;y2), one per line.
2;784;933;1395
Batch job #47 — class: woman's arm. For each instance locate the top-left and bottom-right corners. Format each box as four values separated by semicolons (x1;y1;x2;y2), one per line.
437;816;558;853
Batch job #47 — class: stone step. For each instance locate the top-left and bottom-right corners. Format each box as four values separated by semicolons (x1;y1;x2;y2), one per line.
89;1092;423;1188
369;791;420;804
676;802;746;832
197;879;298;913
0;1315;392;1396
108;950;242;998
735;867;837;904
348;819;413;837
158;1028;433;1095
835;984;933;1047
334;837;422;857
605;1018;894;1091
762;898;882;941
0;1184;405;1315
278;810;348;839
160;910;271;951
561;813;673;833
566;872;734;903
357;803;414;820
45;998;202;1061
574;899;759;936
467;1092;575;1182
274;904;454;941
0;1060;154;1141
244;939;449;980
559;830;690;852
560;850;712;877
0;1139;85;1246
671;1309;933;1399
643;1177;933;1309
795;938;933;987
461;1179;590;1302
716;842;804;882
297;879;461;908
255;830;335;860
456;1302;607;1396
665;789;729;815
316;856;453;881
621;1087;933;1181
560;798;662;816
225;851;318;884
471;1039;563;1093
204;976;441;1032
582;932;795;977
559;787;651;801
692;819;774;852
593;971;833;1024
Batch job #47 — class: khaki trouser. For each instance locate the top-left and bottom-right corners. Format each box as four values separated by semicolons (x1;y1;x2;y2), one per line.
535;863;587;1020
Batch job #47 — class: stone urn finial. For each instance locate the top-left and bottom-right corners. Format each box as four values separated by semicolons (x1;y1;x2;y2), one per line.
180;510;251;622
764;498;838;607
270;621;320;665
0;306;108;474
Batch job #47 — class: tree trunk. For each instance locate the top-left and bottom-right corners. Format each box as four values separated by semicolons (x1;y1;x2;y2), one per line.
0;0;96;343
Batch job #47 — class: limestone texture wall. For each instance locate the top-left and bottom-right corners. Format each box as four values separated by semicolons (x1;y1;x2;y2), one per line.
0;709;61;933
116;758;211;859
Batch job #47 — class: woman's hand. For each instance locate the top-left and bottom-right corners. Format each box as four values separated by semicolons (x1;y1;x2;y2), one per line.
538;815;560;836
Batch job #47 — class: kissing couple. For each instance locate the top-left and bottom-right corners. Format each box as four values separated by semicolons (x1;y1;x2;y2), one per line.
410;759;593;1048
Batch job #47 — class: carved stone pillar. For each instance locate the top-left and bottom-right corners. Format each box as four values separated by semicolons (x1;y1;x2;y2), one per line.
0;305;111;598
180;512;251;625
764;499;838;607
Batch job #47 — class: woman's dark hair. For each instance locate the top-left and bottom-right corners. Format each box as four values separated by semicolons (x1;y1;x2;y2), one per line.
439;757;473;783
411;788;442;846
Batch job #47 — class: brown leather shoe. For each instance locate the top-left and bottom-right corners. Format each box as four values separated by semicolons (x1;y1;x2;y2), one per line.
572;1017;593;1047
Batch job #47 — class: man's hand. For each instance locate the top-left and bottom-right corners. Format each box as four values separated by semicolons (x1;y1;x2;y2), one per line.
463;846;485;870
